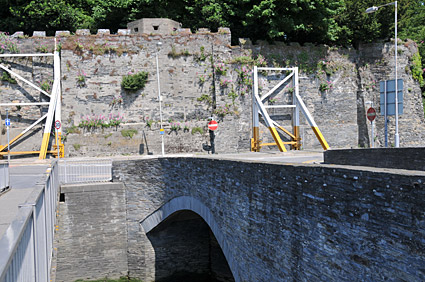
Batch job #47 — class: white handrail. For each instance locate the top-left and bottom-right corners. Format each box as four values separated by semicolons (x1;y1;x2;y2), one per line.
0;160;59;282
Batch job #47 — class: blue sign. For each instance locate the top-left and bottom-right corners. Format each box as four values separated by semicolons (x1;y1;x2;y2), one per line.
379;79;403;116
5;118;10;126
160;128;164;135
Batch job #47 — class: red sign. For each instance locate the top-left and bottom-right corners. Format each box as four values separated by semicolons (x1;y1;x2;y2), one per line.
55;120;61;130
367;107;376;122
208;120;218;131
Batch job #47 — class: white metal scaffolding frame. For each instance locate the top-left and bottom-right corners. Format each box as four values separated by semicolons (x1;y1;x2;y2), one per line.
0;39;62;159
251;66;329;152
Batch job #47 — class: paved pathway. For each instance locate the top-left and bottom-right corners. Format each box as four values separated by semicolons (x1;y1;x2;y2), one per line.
0;160;50;238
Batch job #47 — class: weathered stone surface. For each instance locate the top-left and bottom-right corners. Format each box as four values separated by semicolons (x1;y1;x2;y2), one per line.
0;32;424;157
33;31;46;37
11;31;24;38
197;28;210;33
325;147;425;170
127;18;181;35
147;211;234;281
117;29;130;35
177;28;192;35
75;29;90;36
218;28;231;34
55;31;70;37
110;157;425;282
97;29;110;35
55;183;128;282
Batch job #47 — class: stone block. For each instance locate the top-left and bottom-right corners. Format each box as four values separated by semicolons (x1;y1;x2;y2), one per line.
97;29;110;35
218;27;231;34
11;32;24;38
178;28;192;35
197;28;210;33
117;29;131;35
238;38;252;45
76;29;91;35
33;31;46;37
55;31;70;37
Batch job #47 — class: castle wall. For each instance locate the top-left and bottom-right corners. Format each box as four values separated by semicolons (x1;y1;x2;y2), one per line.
0;29;423;157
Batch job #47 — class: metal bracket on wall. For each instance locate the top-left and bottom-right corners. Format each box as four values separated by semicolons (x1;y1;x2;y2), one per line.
0;39;62;159
251;66;329;152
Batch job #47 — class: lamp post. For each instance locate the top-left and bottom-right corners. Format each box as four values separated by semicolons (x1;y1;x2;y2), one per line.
155;41;165;156
366;1;399;147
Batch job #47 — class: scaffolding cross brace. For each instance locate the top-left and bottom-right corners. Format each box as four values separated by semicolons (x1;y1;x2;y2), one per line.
251;66;329;152
0;39;63;159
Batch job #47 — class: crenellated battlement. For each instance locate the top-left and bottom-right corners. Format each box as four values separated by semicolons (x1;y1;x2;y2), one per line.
8;27;231;38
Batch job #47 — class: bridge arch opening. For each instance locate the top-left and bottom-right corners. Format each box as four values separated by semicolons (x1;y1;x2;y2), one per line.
140;196;238;282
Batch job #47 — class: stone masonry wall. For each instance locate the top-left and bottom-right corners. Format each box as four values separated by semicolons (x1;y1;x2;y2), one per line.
55;183;128;282
112;157;425;282
325;147;425;171
1;30;424;157
146;211;234;281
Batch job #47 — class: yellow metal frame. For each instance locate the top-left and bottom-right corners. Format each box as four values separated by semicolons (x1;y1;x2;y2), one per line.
0;39;63;159
0;150;60;156
251;66;329;152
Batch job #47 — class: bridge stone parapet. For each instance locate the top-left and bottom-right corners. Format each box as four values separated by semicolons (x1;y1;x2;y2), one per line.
110;157;425;281
325;147;425;171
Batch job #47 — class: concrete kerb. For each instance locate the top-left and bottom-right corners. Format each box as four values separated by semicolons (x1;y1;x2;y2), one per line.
140;195;240;282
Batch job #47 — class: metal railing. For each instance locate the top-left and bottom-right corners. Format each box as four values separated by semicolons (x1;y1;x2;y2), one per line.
59;158;112;184
0;160;59;282
0;161;9;191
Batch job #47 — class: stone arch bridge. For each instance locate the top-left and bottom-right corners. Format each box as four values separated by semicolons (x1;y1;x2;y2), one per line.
55;157;425;282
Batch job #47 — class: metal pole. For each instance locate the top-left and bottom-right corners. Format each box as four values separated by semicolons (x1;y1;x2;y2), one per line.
394;1;399;147
293;68;300;149
384;81;388;147
365;2;399;147
54;38;62;157
56;128;59;159
6;109;10;163
156;42;165;156
252;66;260;152
209;130;215;154
366;101;375;148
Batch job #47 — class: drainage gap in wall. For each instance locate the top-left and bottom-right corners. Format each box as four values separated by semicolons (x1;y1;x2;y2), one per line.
59;193;65;202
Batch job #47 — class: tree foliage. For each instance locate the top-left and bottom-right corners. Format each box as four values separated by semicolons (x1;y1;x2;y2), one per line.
0;0;424;49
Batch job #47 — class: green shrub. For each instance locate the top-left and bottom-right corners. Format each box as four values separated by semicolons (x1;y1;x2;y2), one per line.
66;125;81;134
121;129;138;138
411;52;424;87
73;144;81;151
191;127;204;135
197;94;213;105
231;56;254;65
1;71;17;84
121;71;148;92
194;46;208;62
168;45;191;59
